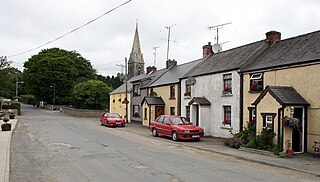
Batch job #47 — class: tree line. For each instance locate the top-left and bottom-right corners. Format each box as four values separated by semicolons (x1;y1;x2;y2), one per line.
0;48;124;110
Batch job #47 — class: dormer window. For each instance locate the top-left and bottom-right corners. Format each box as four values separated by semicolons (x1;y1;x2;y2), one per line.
250;73;263;91
133;84;141;96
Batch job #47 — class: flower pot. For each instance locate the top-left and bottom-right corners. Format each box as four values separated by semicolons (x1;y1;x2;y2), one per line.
9;115;15;119
1;123;11;131
286;149;294;156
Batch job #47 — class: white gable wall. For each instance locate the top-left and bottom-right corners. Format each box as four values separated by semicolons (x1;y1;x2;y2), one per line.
181;71;240;138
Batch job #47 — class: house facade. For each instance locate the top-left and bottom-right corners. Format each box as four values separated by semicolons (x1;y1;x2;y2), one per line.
109;82;131;122
141;59;201;126
241;30;320;153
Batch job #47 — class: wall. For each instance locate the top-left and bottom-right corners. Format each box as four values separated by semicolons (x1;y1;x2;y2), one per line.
152;84;178;115
243;64;320;152
61;107;105;118
181;70;241;138
109;92;131;122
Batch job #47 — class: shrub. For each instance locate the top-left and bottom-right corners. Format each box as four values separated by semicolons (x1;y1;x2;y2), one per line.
20;95;36;105
2;102;21;115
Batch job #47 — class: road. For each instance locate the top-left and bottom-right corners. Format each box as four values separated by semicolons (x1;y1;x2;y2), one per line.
10;105;319;182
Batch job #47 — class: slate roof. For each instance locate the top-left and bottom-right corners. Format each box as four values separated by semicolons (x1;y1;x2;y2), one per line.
141;96;165;105
253;86;309;106
140;68;168;89
109;79;132;94
149;59;202;87
188;97;211;106
183;40;268;78
241;30;320;72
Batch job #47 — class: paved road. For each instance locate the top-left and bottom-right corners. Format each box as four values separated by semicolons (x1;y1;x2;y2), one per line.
10;105;319;182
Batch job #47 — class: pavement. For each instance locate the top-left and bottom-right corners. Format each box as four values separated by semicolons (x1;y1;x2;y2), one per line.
1;119;319;182
0;119;17;182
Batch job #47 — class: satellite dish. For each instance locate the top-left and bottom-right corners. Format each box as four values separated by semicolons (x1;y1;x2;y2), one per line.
186;77;196;86
213;44;222;53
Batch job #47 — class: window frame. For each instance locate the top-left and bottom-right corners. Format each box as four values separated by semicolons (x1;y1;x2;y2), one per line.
170;85;175;99
250;73;264;92
170;107;175;115
133;105;140;117
133;84;141;96
223;74;232;94
223;106;231;126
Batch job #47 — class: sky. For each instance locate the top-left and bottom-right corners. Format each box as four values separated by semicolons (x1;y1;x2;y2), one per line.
1;0;320;76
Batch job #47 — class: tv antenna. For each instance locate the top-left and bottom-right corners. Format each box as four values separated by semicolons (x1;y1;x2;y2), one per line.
208;22;232;44
165;24;177;61
152;46;159;67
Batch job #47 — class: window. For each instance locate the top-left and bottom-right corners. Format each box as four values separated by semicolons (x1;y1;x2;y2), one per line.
170;107;175;115
163;116;169;124
133;84;141;96
133;105;140;117
144;108;147;119
156;116;165;123
223;106;231;125
184;85;191;97
223;74;232;94
261;113;276;132
170;85;175;99
186;106;190;121
250;73;263;91
248;107;256;125
266;115;273;130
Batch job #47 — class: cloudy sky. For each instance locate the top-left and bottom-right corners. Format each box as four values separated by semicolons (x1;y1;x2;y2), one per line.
1;0;320;76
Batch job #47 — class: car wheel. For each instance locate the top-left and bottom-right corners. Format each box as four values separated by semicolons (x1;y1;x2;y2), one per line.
172;131;179;141
152;128;158;137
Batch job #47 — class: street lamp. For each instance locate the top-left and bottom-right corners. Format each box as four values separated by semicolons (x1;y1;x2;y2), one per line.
50;83;56;110
15;80;24;100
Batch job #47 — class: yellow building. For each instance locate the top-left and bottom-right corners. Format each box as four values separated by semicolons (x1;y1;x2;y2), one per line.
241;30;320;153
109;83;131;122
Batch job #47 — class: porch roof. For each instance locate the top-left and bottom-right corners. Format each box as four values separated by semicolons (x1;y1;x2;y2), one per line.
141;96;165;105
188;97;211;106
253;86;310;106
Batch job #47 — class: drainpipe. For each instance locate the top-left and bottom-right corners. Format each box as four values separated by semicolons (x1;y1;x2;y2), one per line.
178;82;181;116
239;73;244;131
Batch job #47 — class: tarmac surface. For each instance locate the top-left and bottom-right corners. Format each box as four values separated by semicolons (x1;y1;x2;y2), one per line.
1;118;320;182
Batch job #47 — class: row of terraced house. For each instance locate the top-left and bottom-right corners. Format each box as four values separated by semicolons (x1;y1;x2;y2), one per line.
110;24;320;154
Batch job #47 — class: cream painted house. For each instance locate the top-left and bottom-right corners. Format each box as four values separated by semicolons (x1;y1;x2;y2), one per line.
109;82;131;122
141;59;201;126
241;30;320;153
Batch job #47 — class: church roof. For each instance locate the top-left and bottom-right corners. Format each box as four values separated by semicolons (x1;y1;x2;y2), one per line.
128;22;144;64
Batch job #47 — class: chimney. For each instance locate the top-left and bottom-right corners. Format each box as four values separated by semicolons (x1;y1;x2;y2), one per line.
202;42;213;58
266;31;281;45
166;59;177;68
146;66;157;74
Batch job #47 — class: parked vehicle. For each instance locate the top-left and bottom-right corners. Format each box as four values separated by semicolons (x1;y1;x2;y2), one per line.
100;113;126;127
149;115;204;141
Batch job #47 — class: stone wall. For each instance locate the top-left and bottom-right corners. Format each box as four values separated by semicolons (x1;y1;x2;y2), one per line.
61;107;105;118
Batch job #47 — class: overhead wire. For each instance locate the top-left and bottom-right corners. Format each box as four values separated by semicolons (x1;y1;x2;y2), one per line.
7;0;132;58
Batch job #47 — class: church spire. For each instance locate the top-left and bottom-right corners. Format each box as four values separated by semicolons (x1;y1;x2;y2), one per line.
128;21;145;79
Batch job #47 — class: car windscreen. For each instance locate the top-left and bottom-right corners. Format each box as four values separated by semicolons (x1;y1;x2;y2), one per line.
170;117;191;125
107;113;120;118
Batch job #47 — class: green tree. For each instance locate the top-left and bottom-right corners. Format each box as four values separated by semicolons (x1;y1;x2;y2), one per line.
0;56;21;98
73;80;112;110
23;48;96;104
96;73;124;89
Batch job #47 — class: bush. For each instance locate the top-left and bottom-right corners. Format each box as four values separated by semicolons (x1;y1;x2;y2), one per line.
20;95;36;105
2;102;21;115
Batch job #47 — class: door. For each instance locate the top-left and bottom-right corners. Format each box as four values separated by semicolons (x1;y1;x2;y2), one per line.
195;105;199;126
155;106;164;120
292;107;303;153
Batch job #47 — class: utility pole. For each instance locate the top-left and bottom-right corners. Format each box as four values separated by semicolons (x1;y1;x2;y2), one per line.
152;46;159;67
50;83;56;110
125;57;128;123
165;24;176;61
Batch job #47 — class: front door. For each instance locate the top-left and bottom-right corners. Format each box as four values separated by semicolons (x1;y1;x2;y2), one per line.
292;107;303;153
195;105;199;126
155;106;164;120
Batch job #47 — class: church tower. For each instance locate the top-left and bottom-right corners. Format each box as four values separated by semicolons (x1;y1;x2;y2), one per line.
128;22;145;79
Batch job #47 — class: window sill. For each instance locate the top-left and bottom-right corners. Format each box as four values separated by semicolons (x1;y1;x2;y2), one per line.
249;90;262;93
221;93;233;97
169;97;176;100
184;96;191;99
221;125;233;130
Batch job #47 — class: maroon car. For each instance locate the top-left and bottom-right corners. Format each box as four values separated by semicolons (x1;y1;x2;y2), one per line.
100;113;126;127
149;115;204;141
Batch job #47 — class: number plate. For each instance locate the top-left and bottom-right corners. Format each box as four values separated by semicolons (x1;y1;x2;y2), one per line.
116;122;121;124
192;135;200;138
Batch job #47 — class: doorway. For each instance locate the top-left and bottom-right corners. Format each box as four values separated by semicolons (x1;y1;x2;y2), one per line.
195;105;199;126
155;106;164;120
292;107;303;153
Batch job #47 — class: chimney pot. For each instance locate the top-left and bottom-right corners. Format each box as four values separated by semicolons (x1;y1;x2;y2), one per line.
166;59;177;68
202;42;213;58
146;66;157;74
266;31;281;45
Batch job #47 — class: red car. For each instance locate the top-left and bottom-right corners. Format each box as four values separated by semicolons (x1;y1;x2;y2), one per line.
149;115;204;141
100;113;126;127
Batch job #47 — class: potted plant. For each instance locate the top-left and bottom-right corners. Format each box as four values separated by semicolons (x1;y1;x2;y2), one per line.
9;112;15;119
1;117;11;131
286;140;294;156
